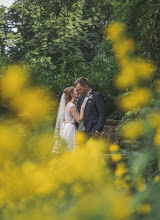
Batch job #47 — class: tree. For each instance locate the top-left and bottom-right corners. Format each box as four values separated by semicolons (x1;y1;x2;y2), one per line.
112;0;160;60
1;0;123;118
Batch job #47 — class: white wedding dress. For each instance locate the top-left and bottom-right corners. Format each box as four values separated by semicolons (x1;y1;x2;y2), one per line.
52;100;77;152
60;102;77;149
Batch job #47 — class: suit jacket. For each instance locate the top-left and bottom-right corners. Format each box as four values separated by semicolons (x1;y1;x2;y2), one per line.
77;90;106;135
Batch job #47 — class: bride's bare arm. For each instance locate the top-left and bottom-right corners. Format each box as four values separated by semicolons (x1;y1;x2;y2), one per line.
70;100;87;123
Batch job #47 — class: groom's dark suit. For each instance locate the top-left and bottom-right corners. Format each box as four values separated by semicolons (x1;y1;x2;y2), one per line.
77;90;106;135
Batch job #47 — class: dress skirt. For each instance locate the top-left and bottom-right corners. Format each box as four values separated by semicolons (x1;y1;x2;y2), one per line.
60;122;77;150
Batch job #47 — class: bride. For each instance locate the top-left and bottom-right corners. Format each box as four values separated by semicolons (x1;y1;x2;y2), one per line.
52;86;87;152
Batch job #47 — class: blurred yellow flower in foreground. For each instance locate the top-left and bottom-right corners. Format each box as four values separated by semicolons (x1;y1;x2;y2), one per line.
113;39;135;58
75;131;87;147
0;123;23;164
148;113;160;129
106;21;154;86
115;66;137;89
154;128;160;146
71;183;83;196
134;58;154;78
0;64;54;125
155;79;160;92
115;60;154;90
120;120;144;140
115;163;127;177
137;204;151;214
29;133;53;162
108;144;119;152
137;179;146;192
119;88;151;111
114;177;130;190
14;88;52;123
1;65;28;99
111;153;122;162
154;175;160;183
105;22;125;41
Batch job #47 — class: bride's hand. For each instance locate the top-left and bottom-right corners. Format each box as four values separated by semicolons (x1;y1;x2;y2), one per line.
81;97;88;109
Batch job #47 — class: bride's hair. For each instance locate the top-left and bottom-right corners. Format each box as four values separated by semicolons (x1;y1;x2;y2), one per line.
63;86;74;104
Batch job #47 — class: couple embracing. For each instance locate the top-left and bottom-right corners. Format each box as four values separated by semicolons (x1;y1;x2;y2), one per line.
53;77;106;152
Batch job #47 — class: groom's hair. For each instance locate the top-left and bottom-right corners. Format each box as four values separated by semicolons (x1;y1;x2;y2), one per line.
74;77;90;87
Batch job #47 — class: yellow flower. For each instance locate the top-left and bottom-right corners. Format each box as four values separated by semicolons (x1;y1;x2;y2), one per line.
125;175;131;181
109;192;133;219
1;65;28;99
114;178;130;190
148;113;160;129
154;175;160;183
105;22;125;41
115;60;154;90
134;58;154;78
154;129;160;146
115;67;137;89
155;79;160;92
14;88;52;124
115;163;127;176
120;120;144;140
29;133;53;161
0;123;22;165
113;39;135;57
71;183;83;195
137;179;146;192
119;88;151;111
137;204;151;214
57;189;65;199
108;144;119;152
111;153;122;162
75;132;87;147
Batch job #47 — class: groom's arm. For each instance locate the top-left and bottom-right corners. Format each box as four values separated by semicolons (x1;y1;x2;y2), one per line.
95;93;106;134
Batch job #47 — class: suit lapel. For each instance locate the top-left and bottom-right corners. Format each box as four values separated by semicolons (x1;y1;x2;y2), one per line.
85;90;94;110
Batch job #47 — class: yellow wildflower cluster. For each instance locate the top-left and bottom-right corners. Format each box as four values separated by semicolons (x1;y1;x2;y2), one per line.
105;22;157;150
149;112;160;129
120;120;144;140
154;175;160;183
0;129;134;219
108;143;122;162
147;113;160;147
137;204;151;214
118;88;151;111
137;178;146;192
108;144;119;152
105;22;126;42
111;153;122;162
155;79;160;92
105;22;154;91
0;123;23;165
0;65;54;125
154;128;160;146
105;22;154;116
115;163;128;177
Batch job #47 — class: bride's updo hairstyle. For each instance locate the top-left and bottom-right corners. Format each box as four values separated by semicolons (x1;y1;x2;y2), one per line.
63;86;74;104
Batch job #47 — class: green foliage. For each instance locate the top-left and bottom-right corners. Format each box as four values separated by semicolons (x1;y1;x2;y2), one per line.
112;0;160;65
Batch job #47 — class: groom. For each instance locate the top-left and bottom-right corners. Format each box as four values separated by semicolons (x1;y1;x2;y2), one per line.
75;77;106;137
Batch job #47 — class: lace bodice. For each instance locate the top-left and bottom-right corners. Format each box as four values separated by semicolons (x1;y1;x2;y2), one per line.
64;102;76;124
